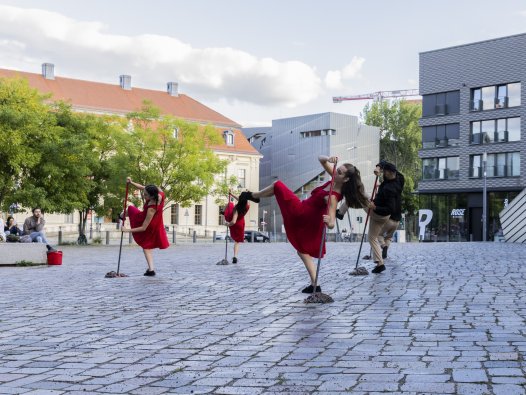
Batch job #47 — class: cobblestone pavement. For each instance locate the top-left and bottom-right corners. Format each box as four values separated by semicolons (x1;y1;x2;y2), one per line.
1;241;526;394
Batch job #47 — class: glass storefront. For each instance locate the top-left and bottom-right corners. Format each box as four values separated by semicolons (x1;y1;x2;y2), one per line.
418;191;519;242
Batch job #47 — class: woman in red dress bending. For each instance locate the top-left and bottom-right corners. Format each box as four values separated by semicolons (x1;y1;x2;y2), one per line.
223;198;249;264
240;156;370;293
122;177;169;276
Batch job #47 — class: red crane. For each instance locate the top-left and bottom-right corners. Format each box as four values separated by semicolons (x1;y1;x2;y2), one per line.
333;89;420;103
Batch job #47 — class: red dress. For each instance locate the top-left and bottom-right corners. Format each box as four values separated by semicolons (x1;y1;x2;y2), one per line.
127;191;169;250
274;180;341;258
223;202;249;243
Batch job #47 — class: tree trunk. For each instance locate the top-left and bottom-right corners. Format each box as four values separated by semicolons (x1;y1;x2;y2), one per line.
77;209;89;245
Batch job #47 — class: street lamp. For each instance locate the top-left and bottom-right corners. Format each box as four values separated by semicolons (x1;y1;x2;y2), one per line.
482;152;487;242
346;146;357;162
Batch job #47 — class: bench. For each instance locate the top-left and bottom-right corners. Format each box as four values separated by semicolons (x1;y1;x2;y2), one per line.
0;243;47;265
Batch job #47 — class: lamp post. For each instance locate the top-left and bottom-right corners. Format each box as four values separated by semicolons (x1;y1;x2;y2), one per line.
482;152;487;242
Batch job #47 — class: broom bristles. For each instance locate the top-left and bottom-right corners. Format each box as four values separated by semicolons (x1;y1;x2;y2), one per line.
216;259;229;265
304;292;334;304
350;267;369;276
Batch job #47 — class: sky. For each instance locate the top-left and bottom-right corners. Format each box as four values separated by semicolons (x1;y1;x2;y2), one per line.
1;0;525;127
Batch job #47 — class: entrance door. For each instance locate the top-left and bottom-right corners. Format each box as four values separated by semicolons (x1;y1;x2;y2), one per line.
470;207;482;241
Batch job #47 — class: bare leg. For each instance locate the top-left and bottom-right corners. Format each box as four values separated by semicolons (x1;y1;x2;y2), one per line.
252;181;277;199
143;249;154;271
297;251;317;284
233;242;240;257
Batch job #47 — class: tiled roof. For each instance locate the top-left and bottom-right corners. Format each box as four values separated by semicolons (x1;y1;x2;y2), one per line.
0;67;260;156
0;68;240;128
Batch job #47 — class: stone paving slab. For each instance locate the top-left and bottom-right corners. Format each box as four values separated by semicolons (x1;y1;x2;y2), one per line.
1;241;526;393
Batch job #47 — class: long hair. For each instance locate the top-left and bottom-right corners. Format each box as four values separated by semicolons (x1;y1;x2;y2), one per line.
234;198;249;217
144;185;160;204
340;164;369;209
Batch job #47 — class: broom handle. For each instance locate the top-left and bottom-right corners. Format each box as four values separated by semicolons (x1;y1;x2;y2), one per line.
355;175;379;269
117;181;130;274
313;158;338;291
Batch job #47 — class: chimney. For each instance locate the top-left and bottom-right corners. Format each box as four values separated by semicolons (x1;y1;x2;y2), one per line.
119;75;132;90
41;63;55;80
167;82;179;97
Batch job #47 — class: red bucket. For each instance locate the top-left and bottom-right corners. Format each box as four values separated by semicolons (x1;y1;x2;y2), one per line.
47;251;63;265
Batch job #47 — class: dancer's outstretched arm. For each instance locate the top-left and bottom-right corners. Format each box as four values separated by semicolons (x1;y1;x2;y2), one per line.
318;155;337;176
322;195;338;229
127;177;145;190
225;211;239;227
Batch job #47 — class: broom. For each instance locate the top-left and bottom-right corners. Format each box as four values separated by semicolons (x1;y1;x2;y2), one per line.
105;181;130;278
350;175;379;276
304;159;338;304
216;192;234;265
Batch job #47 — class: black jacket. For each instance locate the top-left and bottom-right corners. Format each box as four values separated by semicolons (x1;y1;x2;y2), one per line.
373;171;405;220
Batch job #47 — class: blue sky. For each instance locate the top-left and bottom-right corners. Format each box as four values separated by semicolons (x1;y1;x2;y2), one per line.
1;0;525;126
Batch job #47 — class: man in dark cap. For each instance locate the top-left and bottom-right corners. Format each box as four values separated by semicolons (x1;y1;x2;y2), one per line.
377;162;405;260
366;160;404;273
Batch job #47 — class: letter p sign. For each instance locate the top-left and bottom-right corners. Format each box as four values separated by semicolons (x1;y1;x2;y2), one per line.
418;209;433;240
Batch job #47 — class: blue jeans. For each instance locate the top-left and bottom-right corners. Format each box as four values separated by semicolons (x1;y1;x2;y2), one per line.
29;231;49;244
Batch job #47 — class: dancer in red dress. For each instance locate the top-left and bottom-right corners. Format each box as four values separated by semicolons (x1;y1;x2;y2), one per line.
121;177;169;276
223;197;249;264
240;156;370;293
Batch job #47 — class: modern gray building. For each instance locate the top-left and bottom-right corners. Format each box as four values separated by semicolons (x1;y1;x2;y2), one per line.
244;112;380;239
418;33;525;242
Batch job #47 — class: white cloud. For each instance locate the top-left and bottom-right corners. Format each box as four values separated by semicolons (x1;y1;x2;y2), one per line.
520;10;526;16
325;56;365;90
0;5;322;107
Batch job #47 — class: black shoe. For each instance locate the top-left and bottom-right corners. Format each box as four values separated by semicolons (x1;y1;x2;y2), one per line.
144;270;156;276
371;264;386;274
382;246;388;259
232;257;238;264
240;191;260;203
301;285;321;293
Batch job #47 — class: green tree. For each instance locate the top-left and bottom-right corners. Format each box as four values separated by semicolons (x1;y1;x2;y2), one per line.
363;99;422;215
0;78;56;210
124;102;229;207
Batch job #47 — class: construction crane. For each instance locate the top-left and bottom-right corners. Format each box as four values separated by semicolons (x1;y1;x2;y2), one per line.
333;89;420;103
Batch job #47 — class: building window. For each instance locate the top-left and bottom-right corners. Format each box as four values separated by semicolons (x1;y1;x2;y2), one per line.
422;91;460;117
470;152;520;178
171;204;178;225
300;129;336;138
237;169;246;188
471;117;521;144
422;123;460;148
194;205;202;225
223;130;234;146
471;82;521;111
218;206;226;225
422;156;459;180
64;213;74;224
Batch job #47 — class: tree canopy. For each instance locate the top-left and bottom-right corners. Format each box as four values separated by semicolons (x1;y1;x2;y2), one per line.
363;99;422;214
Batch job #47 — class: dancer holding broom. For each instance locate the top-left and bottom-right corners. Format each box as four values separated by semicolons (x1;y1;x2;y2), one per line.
121;177;169;276
223;195;250;264
240;156;369;293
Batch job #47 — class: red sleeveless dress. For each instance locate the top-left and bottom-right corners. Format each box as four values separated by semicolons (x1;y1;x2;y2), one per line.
223;202;249;243
127;191;169;250
274;180;342;258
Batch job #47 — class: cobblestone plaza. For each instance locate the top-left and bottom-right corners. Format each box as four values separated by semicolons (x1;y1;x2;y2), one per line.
1;241;526;394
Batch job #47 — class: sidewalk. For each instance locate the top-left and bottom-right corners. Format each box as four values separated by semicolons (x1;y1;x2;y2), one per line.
1;242;525;394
